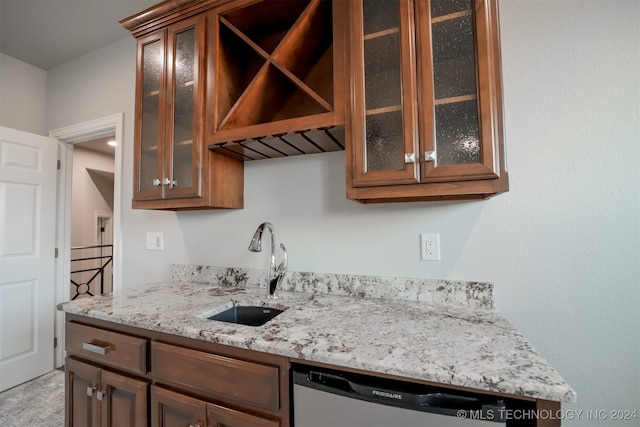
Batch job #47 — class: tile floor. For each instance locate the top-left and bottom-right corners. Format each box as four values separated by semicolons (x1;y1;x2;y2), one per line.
0;369;64;426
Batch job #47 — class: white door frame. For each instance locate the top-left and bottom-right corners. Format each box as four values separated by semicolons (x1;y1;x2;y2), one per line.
49;113;124;368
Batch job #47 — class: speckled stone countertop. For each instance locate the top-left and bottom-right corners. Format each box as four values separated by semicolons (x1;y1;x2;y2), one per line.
60;265;576;403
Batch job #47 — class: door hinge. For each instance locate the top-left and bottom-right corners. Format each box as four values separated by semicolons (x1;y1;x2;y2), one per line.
55;248;59;258
54;337;58;348
57;159;61;170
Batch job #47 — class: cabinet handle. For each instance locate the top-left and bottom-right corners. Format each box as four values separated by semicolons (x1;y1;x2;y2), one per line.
162;177;177;187
82;341;111;355
424;151;436;162
152;178;162;186
404;153;416;163
96;390;106;401
86;386;96;397
189;424;201;427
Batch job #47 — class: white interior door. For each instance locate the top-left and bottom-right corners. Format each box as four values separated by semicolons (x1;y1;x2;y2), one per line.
0;126;57;391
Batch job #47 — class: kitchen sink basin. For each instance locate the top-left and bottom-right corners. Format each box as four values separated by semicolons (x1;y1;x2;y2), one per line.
206;305;284;327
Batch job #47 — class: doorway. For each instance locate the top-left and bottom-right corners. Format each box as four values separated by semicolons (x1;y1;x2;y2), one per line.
49;113;124;368
69;139;115;299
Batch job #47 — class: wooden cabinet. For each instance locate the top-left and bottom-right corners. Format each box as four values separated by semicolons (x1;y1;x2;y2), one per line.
65;315;289;427
206;0;348;161
150;341;281;426
152;385;279;427
124;7;243;210
65;322;149;426
346;0;508;202
122;0;349;210
123;0;508;206
66;357;148;427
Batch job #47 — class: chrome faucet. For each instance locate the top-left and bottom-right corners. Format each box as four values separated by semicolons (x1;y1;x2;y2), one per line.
248;222;287;299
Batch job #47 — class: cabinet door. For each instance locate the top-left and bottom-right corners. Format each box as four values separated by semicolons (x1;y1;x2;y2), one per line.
206;402;279;427
133;16;205;203
164;15;205;200
151;385;206;427
66;358;100;427
350;0;420;187
416;0;502;182
134;30;167;201
101;370;148;427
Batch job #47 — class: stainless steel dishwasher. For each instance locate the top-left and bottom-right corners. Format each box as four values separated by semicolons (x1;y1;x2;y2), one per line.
292;365;507;427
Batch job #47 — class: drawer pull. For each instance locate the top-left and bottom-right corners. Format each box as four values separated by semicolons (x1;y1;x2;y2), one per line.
83;341;111;355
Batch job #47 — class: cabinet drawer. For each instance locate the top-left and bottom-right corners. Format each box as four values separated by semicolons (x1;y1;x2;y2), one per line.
66;322;147;375
151;341;280;413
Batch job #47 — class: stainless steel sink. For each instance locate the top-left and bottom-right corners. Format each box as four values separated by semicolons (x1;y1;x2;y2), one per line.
206;305;284;326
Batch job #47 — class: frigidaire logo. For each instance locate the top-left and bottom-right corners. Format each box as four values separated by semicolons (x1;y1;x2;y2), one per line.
372;389;402;400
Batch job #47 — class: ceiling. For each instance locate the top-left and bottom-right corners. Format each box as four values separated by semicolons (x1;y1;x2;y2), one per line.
0;0;159;70
77;136;116;155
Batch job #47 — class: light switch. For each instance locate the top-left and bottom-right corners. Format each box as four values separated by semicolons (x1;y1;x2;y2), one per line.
146;232;164;251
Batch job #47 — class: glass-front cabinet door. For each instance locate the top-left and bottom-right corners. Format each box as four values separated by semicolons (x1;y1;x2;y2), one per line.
133;16;204;202
135;31;166;201
348;0;506;198
165;16;204;200
416;0;501;182
350;0;420;186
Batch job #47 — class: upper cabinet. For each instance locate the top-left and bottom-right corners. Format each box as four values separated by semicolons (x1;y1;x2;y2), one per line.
123;0;507;208
124;6;243;210
346;0;508;202
207;0;348;161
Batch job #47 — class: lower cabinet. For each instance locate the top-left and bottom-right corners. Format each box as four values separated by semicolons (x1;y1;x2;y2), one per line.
152;385;279;427
150;341;281;427
65;357;148;427
65;316;288;427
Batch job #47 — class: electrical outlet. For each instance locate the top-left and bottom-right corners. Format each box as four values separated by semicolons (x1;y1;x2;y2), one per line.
420;233;440;261
146;232;164;251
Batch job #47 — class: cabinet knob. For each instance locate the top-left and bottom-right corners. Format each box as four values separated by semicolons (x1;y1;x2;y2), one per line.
86;386;96;397
152;178;162;186
96;390;106;401
404;153;416;164
424;151;436;162
162;178;177;187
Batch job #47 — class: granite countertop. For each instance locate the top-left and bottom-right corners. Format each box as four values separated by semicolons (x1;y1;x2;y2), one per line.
60;265;576;404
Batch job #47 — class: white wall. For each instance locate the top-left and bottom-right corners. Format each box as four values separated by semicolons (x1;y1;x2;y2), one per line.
71;146;114;247
0;53;47;135
40;1;639;425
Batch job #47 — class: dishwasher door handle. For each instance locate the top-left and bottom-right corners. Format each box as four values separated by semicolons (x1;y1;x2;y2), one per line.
306;371;483;409
307;371;427;405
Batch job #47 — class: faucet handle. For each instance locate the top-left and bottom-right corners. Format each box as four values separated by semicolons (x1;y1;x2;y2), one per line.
277;243;287;274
